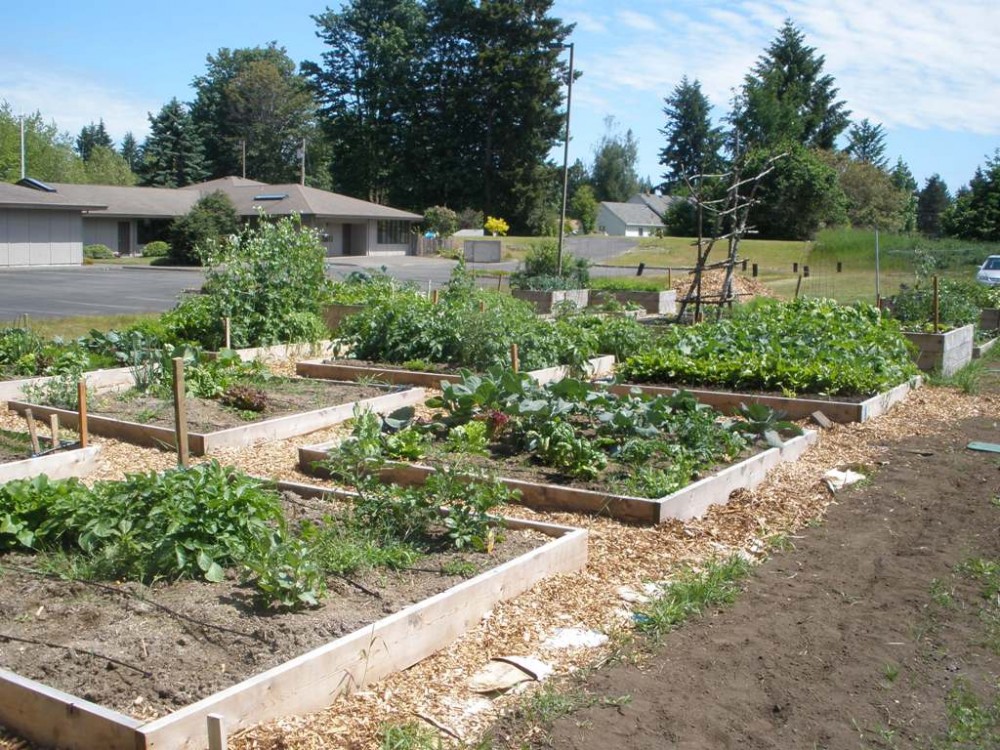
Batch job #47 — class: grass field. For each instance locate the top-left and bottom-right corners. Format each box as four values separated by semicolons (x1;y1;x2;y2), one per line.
14;312;162;339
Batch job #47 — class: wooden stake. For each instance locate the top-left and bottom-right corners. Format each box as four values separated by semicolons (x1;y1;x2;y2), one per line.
510;344;520;373
172;358;189;468
77;381;88;448
794;273;803;299
24;409;40;454
432;289;440;305
224;317;231;350
667;268;672;286
50;414;60;450
207;714;227;750
479;300;486;313
933;275;940;333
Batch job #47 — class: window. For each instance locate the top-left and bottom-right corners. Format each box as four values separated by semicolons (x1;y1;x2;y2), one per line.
377;220;410;245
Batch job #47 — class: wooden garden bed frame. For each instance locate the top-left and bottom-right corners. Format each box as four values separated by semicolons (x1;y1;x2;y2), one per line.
202;340;339;363
0;445;101;484
902;324;975;376
0;483;587;750
7;388;426;457
296;355;617;389
0;367;134;408
298;431;818;525
973;336;998;360
605;378;921;424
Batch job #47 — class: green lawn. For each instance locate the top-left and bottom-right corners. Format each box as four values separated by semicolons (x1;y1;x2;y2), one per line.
91;256;158;266
20;312;162;339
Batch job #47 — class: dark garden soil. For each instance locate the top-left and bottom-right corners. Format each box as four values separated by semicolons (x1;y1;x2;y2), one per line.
488;412;1000;748
89;379;392;433
0;494;548;720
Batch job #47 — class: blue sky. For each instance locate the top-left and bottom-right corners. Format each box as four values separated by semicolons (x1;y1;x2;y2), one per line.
2;0;998;196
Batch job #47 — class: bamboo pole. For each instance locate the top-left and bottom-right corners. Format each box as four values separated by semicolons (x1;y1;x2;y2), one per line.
77;381;88;448
172;358;189;468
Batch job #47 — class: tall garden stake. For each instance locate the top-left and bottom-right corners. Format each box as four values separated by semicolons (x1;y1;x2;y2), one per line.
77;380;88;448
172;358;190;467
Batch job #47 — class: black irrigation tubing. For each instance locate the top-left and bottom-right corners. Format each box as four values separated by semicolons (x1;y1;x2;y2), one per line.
0;632;151;677
6;564;277;648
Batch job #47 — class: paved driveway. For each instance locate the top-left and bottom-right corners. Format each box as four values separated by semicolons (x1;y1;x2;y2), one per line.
0;266;204;320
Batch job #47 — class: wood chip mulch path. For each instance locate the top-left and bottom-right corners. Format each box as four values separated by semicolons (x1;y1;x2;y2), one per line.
0;371;995;750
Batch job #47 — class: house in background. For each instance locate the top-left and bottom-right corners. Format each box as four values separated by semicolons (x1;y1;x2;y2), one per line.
11;176;422;263
596;193;682;237
0;182;105;268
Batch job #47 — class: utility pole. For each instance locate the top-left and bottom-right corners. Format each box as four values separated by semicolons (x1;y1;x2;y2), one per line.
300;137;306;186
241;139;246;179
19;115;26;179
551;42;574;277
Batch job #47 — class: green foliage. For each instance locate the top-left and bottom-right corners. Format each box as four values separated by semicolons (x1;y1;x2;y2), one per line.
139;98;208;188
943;150;1000;242
569;184;598;234
423;206;458;237
141;240;170;258
591;116;640;203
845;118;888;169
338;265;648;372
635;556;752;638
659;76;725;192
620;298;919;397
588;277;665;293
730;402;804;439
444;421;490;455
83;244;114;259
917;174;952;237
510;240;589;290
168;214;331;349
168;190;239;266
891;279;985;331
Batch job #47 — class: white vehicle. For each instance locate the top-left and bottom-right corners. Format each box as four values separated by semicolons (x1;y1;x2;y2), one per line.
977;255;1000;286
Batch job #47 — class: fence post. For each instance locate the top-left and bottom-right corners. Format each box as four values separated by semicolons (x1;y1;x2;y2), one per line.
636;262;645;277
172;358;189;468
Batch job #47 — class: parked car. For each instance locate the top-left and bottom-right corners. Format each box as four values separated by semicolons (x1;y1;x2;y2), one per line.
977;255;1000;286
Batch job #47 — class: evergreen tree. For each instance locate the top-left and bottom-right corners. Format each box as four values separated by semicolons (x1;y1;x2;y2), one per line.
191;44;317;183
942;152;1000;241
566;158;591;198
659;76;725;192
739;20;850;150
845;118;888;168
119;131;141;172
890;158;918;232
591;117;640;202
140;99;208;187
76;120;114;161
916;174;951;236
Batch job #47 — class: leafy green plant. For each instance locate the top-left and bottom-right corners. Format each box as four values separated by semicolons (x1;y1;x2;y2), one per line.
730;403;804;440
510;240;589;290
620;298;919;397
443;421;490;455
83;244;114;259
141;240;170;258
891;279;983;331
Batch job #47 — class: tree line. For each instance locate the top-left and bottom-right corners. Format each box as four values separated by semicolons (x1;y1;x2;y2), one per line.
1;10;997;242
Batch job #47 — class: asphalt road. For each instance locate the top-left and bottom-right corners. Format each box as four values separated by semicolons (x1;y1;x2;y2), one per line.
0;266;205;320
0;237;639;320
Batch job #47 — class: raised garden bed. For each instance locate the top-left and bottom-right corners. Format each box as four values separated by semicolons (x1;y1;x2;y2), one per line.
298;372;818;525
8;383;426;456
511;288;590;314
981;308;1000;331
590;289;677;315
202;340;338;363
0;366;134;408
0;472;587;750
296;355;616;389
0;429;100;484
902;324;975;376
973;336;998;359
605;379;921;424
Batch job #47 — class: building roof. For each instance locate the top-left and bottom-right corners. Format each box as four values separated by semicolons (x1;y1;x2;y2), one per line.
46;183;198;218
0;182;106;211
627;193;681;218
22;178;422;222
600;201;664;227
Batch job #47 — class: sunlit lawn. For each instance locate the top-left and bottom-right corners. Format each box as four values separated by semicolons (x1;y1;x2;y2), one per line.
8;312;163;339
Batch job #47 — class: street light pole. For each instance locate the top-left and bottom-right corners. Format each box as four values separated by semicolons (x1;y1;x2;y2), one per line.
555;42;574;277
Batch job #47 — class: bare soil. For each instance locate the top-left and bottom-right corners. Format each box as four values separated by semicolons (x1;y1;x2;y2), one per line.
0;429;30;463
0;493;546;720
89;379;391;433
490;412;1000;749
325;358;459;375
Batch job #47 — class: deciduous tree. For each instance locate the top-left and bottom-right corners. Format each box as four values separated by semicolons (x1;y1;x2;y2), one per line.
570;184;598;234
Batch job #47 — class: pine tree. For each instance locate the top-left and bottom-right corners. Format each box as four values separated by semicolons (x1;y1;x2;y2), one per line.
140;99;208;188
916;175;951;236
119;132;141;172
76;120;114;161
659;76;724;192
739;20;850;150
890;158;918;232
845;119;888;169
592;117;640;202
942;152;1000;241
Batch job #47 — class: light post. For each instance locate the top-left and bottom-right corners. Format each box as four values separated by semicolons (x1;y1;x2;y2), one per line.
552;42;574;276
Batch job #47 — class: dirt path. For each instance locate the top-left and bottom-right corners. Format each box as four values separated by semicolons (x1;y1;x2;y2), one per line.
502;415;1000;749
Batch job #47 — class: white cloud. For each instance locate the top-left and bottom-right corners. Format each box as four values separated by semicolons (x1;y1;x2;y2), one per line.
575;0;1000;136
616;10;660;32
570;11;608;34
0;62;155;144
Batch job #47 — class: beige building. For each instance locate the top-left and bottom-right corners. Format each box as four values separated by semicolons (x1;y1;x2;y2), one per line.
14;176;422;260
0;182;105;268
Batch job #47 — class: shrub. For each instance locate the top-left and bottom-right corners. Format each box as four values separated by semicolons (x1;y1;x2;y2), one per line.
168;191;239;265
83;244;114;259
423;206;459;238
484;216;509;237
141;240;170;258
510;240;589;290
891;280;983;331
166;214;331;349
